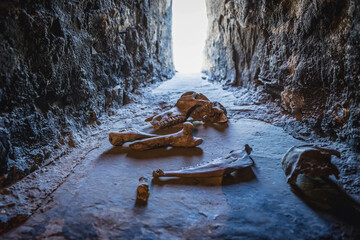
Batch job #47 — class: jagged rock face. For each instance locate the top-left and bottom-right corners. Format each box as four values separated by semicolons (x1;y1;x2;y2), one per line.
0;0;174;185
204;0;360;152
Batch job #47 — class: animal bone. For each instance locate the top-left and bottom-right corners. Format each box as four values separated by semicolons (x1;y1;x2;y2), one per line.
190;101;228;123
136;177;150;204
152;144;253;178
282;145;340;185
109;129;156;146
146;91;227;130
145;107;189;130
129;122;203;151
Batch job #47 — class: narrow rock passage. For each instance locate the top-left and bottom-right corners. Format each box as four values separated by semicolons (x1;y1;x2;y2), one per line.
2;74;360;239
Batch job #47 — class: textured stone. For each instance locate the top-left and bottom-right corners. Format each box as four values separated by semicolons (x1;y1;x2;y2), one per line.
2;74;359;238
204;0;360;152
0;0;174;185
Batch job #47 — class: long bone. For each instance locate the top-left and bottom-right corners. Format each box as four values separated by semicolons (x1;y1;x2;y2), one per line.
152;144;253;178
109;129;157;146
129;122;203;151
146;91;227;130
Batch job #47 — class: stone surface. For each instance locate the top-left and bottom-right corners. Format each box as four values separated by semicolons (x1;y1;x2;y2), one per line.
0;0;174;186
1;74;359;239
204;0;360;152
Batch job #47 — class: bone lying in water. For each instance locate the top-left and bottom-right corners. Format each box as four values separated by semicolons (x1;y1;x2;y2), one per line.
109;129;156;146
152;144;253;178
282;145;341;185
146;91;227;130
136;177;150;204
129;122;203;151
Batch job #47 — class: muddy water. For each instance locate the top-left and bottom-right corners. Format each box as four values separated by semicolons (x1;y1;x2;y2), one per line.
2;74;360;239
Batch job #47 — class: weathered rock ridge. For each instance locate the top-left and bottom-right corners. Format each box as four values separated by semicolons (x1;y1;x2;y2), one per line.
204;0;359;152
0;0;174;186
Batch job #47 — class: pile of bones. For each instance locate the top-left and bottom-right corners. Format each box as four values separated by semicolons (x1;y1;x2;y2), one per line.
108;91;341;204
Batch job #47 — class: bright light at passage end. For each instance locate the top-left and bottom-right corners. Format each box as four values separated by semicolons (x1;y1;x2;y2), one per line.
172;0;207;73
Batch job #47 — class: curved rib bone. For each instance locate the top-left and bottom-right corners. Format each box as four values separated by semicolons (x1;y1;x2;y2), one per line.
152;144;253;178
129;122;203;151
147;91;227;130
282;145;340;185
109;129;157;146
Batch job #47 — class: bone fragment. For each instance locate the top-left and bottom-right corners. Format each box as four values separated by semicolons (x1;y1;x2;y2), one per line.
136;177;150;204
190;101;228;123
145;107;188;129
152;144;253;178
282;145;340;185
129;122;203;151
147;91;227;130
109;129;156;146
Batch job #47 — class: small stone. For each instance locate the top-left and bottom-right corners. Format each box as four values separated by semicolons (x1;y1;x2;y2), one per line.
136;177;150;205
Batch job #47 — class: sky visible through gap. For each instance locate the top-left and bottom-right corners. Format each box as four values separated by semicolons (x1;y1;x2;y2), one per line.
172;0;208;73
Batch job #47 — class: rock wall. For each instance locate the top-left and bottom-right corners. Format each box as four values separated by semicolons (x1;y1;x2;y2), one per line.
0;0;174;186
204;0;359;151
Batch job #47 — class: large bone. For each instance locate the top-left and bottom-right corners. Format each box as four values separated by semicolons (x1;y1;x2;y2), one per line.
109;129;157;146
145;107;189;129
129;122;203;151
152;144;253;178
146;91;227;130
189;100;228;124
282;145;340;185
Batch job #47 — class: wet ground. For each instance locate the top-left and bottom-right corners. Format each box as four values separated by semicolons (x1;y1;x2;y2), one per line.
1;73;360;239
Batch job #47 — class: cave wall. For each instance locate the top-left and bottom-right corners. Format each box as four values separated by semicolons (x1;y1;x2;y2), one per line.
204;0;359;151
0;0;174;185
